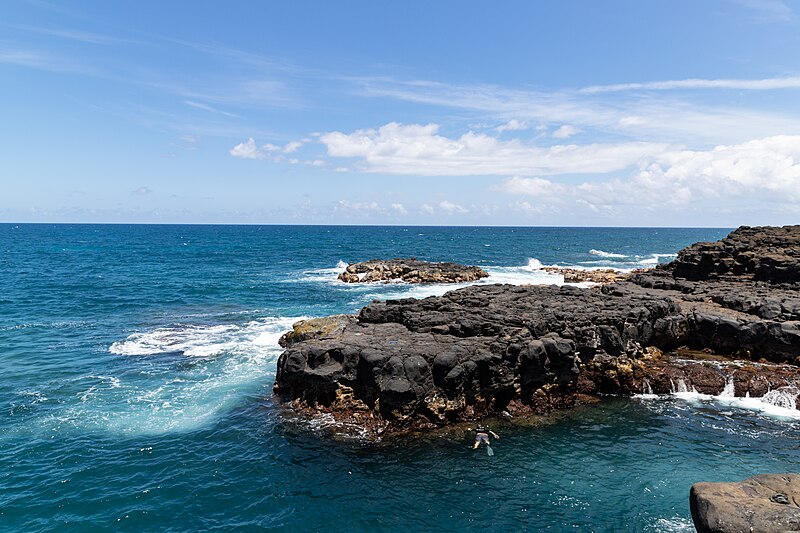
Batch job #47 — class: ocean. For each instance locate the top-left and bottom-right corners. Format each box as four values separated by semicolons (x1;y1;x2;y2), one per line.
2;224;799;532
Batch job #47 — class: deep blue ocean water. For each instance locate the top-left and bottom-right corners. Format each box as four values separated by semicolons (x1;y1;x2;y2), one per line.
3;224;800;532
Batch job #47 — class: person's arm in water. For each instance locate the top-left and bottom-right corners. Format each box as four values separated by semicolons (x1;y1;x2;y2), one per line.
489;430;499;440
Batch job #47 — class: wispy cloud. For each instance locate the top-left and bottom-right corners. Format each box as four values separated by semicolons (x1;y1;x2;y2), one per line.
0;46;97;75
353;76;800;144
9;24;141;45
579;75;800;94
184;100;239;117
729;0;794;22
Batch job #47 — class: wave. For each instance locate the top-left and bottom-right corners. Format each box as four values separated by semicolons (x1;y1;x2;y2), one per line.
8;316;305;438
282;251;678;306
589;249;628;259
636;380;800;420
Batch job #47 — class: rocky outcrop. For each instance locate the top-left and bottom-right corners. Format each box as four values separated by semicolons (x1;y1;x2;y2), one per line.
541;267;631;284
275;226;800;437
338;258;488;284
690;473;800;532
671;225;800;282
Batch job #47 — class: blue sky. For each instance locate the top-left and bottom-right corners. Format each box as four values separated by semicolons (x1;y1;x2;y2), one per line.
2;0;800;226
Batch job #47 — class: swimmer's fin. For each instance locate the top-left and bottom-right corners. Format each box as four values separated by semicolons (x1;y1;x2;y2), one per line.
487;445;494;456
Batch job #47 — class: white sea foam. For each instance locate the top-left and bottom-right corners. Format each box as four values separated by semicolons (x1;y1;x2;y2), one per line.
637;380;800;420
11;316;306;437
110;324;241;357
647;516;695;532
589;249;628;258
483;258;564;286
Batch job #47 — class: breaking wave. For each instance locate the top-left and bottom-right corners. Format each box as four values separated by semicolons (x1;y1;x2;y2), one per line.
10;316;305;437
589;249;628;258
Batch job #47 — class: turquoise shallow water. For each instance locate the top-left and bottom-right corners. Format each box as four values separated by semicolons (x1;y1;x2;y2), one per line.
4;224;800;532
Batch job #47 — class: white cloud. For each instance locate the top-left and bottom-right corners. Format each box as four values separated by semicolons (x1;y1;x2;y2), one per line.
420;203;435;214
229;137;309;160
132;186;152;196
321;122;668;176
580;75;800;94
552;125;579;139
496;119;530;132
391;203;408;215
355;77;800;144
229;138;262;159
283;141;305;153
499;135;800;213
184;100;238;117
333;200;385;216
500;177;565;198
438;200;468;214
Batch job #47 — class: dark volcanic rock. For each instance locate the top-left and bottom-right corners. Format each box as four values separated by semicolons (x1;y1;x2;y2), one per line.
275;226;800;436
691;473;800;533
670;225;800;282
338;258;488;284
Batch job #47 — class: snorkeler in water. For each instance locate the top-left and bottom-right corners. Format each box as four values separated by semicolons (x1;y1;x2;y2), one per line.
473;426;500;449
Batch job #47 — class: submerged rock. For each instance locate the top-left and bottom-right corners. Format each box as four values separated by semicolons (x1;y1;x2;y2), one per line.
338;258;488;284
690;473;800;533
275;226;800;437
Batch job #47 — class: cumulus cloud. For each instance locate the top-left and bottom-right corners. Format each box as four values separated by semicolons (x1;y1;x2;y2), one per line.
500;177;565;198
391;203;408;215
420;203;434;214
333;200;385;216
438;200;468;214
498;135;800;213
496;119;530;132
229;137;262;159
229;137;309;160
321;122;667;176
552;125;579;139
132;186;152;196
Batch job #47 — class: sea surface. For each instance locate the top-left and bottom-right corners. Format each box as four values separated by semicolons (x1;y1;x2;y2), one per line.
3;224;800;532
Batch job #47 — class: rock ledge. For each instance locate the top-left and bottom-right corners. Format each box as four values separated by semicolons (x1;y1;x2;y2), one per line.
691;473;800;533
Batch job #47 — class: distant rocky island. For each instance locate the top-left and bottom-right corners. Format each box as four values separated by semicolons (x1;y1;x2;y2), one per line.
337;258;488;284
275;225;800;531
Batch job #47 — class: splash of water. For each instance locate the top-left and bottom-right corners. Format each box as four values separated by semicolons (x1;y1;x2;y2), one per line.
761;387;799;410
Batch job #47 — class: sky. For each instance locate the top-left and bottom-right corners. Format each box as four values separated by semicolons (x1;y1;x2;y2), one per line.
2;0;800;226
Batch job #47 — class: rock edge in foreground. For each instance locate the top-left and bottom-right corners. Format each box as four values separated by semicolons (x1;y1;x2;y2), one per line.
691;473;800;533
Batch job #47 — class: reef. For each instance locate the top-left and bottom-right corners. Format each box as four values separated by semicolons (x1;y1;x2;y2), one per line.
274;226;800;437
337;258;488;284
